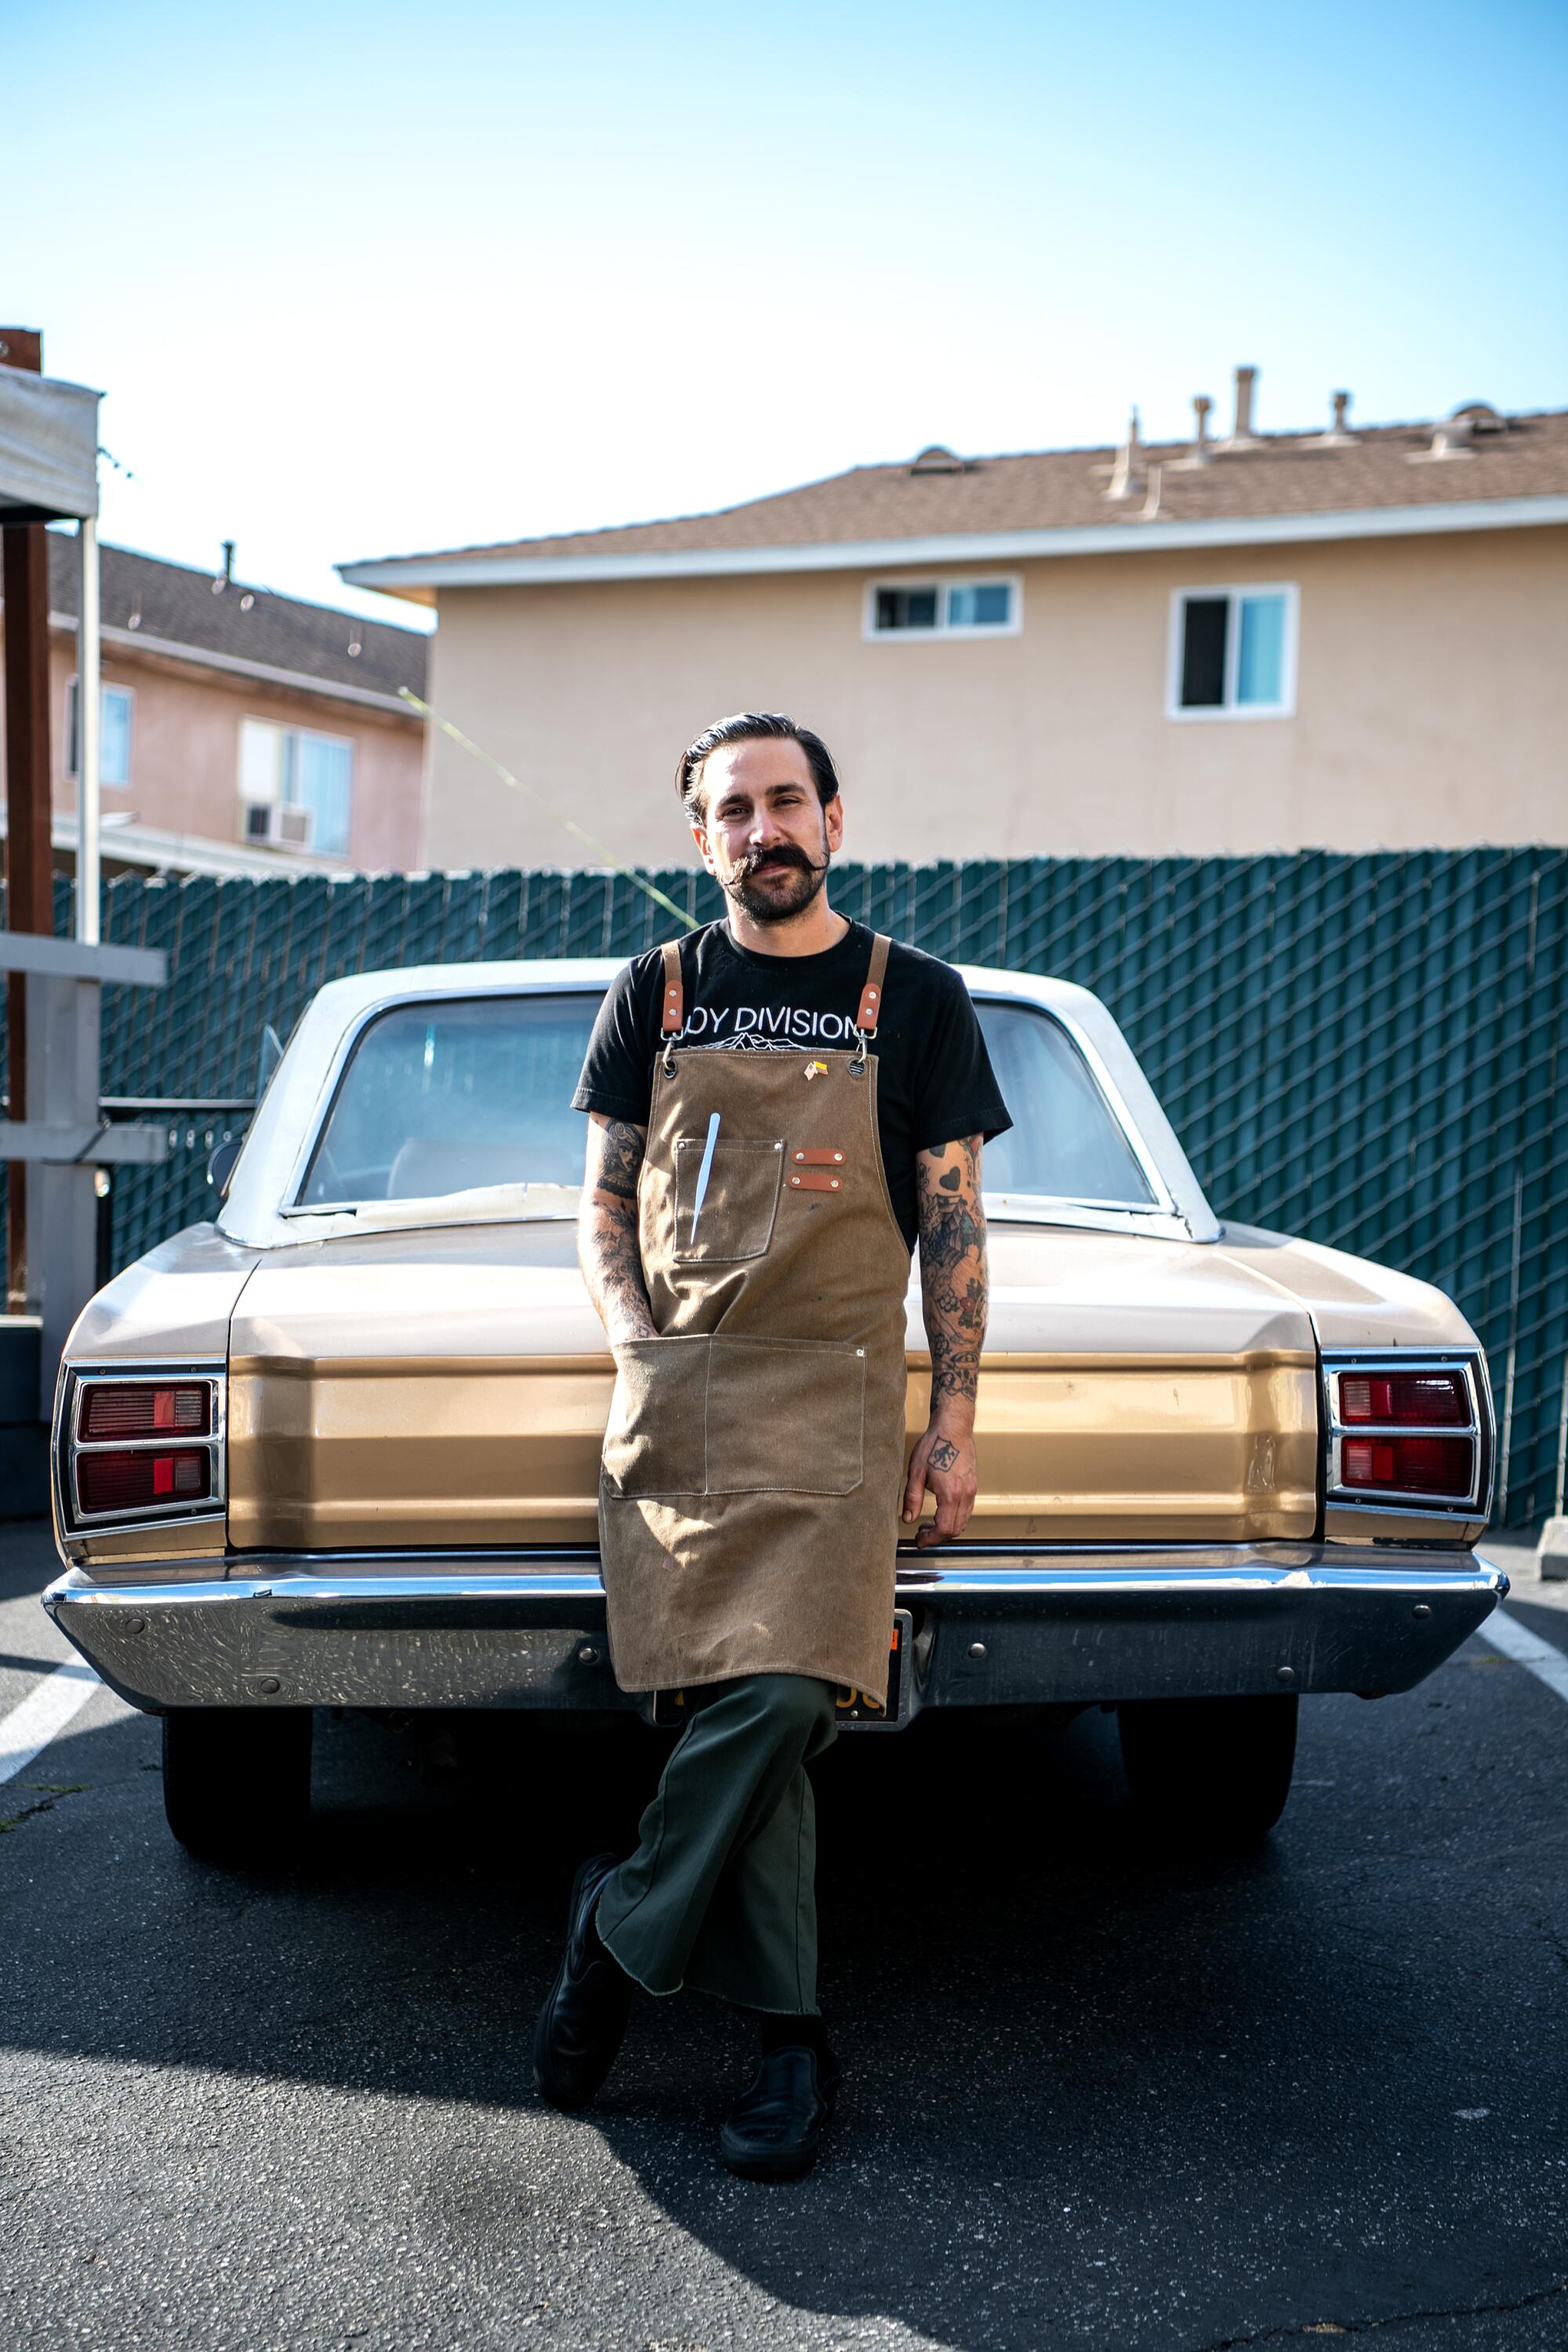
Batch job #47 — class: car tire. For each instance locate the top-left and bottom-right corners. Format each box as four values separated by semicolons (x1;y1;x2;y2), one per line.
1117;1693;1298;1849
162;1708;314;1864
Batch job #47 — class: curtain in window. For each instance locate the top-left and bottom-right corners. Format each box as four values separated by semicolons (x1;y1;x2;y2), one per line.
947;583;1011;628
100;688;132;786
66;679;133;783
293;735;354;855
1236;593;1286;706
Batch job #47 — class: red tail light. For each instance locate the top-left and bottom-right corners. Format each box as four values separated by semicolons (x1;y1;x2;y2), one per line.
77;1448;210;1515
1338;1371;1467;1426
79;1382;210;1440
1341;1436;1475;1497
67;1371;223;1527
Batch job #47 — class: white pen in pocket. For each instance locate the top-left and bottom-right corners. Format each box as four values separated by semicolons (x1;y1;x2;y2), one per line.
689;1111;720;1240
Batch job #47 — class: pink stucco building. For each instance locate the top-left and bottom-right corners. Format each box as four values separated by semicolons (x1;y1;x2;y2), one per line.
0;538;427;876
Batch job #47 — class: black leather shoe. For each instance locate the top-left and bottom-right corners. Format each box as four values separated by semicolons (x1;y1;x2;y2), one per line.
533;1852;631;2110
720;2045;839;2182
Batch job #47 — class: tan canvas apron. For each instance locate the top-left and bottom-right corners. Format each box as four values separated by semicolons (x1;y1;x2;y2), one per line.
598;932;912;1704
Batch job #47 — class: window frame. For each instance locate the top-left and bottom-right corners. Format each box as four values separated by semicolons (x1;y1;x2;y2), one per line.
285;988;606;1212
237;714;356;856
283;987;1178;1234
972;995;1175;1225
1164;582;1298;722
863;574;1023;643
65;677;136;786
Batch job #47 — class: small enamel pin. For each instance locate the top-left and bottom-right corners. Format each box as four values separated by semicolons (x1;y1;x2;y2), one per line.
804;1060;827;1080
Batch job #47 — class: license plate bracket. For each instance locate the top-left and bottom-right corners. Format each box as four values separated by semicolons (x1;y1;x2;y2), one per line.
836;1607;913;1730
650;1610;915;1732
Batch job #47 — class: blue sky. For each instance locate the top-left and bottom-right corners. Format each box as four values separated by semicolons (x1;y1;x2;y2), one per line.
13;0;1566;631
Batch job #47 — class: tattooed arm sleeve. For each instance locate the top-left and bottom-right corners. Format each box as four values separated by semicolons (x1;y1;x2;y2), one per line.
578;1113;657;1344
914;1134;989;1420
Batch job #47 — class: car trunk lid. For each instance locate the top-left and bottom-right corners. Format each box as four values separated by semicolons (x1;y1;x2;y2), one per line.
226;1221;1319;1549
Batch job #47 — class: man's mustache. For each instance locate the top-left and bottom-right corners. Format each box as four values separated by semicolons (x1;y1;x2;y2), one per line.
731;844;830;881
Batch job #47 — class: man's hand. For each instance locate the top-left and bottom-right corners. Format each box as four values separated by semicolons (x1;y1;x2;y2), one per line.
902;1418;979;1547
908;1134;988;1546
578;1113;657;1344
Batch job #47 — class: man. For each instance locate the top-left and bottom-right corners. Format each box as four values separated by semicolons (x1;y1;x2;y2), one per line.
535;711;1009;2180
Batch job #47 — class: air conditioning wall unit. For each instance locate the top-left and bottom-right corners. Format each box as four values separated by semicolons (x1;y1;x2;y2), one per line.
242;801;314;850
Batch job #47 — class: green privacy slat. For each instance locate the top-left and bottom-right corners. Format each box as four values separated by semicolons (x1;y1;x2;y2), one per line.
10;850;1563;1529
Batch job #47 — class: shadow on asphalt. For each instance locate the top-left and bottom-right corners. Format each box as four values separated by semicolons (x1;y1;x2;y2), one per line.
7;1548;1568;2346
5;1693;1379;2347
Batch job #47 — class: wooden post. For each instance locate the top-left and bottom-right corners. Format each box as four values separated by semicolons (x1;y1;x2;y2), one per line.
0;325;54;1312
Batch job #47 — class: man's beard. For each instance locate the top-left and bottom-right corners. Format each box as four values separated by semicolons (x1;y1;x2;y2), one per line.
722;839;830;924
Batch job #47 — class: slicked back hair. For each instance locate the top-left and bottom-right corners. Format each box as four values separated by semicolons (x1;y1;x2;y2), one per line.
675;712;842;823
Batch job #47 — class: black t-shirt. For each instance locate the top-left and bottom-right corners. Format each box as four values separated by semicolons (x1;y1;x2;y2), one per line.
572;918;1011;1253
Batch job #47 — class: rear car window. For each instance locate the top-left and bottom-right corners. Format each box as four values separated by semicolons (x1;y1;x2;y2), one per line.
975;1000;1156;1207
297;994;601;1205
296;988;1156;1213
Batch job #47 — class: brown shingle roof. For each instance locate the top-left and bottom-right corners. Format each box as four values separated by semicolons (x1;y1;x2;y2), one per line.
45;535;426;701
346;408;1568;575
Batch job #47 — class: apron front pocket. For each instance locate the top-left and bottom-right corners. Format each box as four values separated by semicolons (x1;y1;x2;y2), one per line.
602;1335;709;1497
673;1136;784;1265
705;1336;866;1495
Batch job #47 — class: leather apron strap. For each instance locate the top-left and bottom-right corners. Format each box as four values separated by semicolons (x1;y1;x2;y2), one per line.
659;939;683;1071
852;933;892;1062
660;939;684;1032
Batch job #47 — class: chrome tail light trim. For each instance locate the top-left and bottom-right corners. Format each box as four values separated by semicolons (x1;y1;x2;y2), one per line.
57;1363;228;1537
1319;1349;1493;1516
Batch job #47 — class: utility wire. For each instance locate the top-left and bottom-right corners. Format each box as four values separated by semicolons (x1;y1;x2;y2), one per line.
398;688;699;932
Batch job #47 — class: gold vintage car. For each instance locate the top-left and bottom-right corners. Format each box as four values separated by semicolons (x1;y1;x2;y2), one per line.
42;960;1505;1860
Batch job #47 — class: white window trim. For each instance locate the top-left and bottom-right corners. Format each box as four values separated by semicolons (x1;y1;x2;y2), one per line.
65;676;136;786
1165;582;1299;721
238;716;357;856
237;716;358;777
862;573;1023;642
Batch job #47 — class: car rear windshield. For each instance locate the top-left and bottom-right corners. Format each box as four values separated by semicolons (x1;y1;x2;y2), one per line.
296;990;1155;1211
974;1000;1156;1207
297;994;601;1205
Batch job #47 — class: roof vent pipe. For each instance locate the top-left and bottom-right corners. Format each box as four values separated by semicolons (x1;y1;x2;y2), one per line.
1219;365;1261;450
1172;394;1213;469
1104;406;1143;499
212;539;236;595
1409;413;1475;464
1312;390;1356;448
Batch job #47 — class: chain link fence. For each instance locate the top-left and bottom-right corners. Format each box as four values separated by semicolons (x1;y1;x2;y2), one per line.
4;849;1563;1526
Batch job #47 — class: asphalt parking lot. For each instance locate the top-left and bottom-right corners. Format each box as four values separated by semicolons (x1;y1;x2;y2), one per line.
3;1521;1566;2352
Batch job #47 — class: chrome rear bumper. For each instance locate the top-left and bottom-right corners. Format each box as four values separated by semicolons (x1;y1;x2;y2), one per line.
42;1543;1507;1720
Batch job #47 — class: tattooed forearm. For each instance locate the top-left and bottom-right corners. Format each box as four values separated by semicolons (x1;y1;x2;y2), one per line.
590;1116;644;1202
582;1196;659;1341
579;1116;656;1341
916;1135;988;1419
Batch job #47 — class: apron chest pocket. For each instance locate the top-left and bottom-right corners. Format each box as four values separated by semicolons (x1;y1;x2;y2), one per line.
673;1136;784;1265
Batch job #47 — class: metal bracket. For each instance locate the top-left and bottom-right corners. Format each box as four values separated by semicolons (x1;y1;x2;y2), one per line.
0;1121;169;1166
0;929;168;1414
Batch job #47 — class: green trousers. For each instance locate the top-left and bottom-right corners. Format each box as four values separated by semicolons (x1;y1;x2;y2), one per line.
596;1673;838;2016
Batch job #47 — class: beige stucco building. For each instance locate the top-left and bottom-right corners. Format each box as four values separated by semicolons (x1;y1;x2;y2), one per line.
343;378;1568;869
0;539;426;877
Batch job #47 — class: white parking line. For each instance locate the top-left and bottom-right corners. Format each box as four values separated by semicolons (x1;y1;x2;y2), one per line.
0;1661;114;1787
1483;1608;1568;1706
